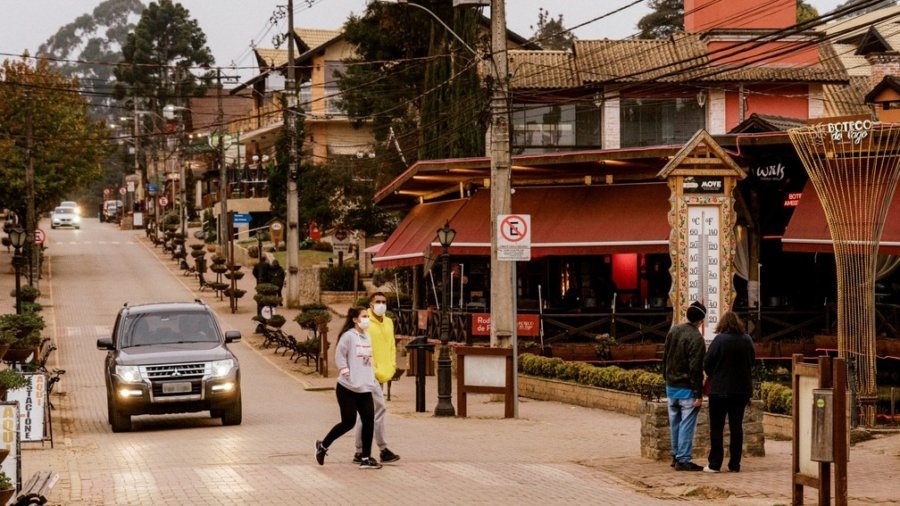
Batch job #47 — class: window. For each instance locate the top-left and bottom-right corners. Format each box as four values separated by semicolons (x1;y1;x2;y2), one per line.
512;103;601;154
324;61;347;115
620;97;705;147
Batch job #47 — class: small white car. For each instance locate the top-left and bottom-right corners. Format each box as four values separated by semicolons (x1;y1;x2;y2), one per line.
59;201;81;215
51;206;81;229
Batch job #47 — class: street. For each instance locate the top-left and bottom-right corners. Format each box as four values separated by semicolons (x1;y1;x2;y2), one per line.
19;218;678;505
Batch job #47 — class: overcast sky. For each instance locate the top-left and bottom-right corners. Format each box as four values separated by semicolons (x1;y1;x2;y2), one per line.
0;0;845;82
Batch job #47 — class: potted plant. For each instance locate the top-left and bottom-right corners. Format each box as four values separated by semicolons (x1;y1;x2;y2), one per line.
0;313;44;362
9;284;39;303
0;368;30;400
0;470;13;504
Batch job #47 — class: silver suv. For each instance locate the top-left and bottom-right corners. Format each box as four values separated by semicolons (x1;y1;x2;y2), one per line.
97;301;242;432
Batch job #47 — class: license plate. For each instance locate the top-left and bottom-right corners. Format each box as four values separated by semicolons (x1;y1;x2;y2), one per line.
162;382;192;394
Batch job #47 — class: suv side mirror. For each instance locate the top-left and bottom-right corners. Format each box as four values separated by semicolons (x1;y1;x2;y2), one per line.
97;337;114;350
224;330;241;343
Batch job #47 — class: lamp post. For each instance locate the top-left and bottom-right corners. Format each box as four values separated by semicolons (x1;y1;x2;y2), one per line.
435;220;456;417
9;227;27;315
373;0;478;56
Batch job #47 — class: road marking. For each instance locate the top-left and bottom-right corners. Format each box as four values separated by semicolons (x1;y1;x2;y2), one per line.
279;465;343;489
113;471;157;501
62;326;111;338
432;462;511;486
196;466;254;495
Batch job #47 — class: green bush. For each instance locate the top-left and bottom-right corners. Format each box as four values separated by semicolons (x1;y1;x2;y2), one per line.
313;241;333;252
320;265;364;291
759;381;793;415
517;353;665;399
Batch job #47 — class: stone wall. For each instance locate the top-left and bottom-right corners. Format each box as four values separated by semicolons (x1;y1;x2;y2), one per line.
640;399;766;461
299;266;320;303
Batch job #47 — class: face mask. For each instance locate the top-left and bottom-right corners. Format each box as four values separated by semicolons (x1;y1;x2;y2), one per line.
373;303;387;316
358;317;370;330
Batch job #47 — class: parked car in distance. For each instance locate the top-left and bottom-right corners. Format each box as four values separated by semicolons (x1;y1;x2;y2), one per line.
101;200;122;223
51;206;81;229
96;301;242;432
59;201;81;215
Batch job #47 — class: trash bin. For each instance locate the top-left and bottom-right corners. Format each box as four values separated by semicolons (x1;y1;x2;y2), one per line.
405;336;435;413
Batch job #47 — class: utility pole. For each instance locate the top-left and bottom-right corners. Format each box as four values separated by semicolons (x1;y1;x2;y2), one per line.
133;96;142;216
216;67;229;254
489;0;513;348
25;88;37;286
284;0;301;308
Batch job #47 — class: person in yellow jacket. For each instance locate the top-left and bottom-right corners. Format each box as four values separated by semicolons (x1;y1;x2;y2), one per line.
353;292;401;463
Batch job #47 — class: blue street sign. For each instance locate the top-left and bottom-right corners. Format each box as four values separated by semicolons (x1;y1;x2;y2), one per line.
147;183;159;196
232;213;252;224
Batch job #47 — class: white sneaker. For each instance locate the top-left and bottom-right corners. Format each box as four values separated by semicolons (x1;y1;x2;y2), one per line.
703;466;720;473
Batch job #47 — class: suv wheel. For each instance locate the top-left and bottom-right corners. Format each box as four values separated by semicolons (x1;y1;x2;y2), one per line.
110;403;132;432
221;393;242;426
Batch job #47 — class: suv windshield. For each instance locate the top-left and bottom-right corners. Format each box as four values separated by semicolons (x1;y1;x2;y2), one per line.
121;311;219;347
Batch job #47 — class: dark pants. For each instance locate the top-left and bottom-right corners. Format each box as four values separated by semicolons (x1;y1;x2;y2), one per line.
707;394;750;471
322;384;375;457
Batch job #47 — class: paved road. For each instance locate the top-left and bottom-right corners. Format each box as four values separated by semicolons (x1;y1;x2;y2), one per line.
19;218;681;505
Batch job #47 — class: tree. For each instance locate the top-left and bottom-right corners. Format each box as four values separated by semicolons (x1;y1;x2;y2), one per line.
113;0;214;111
637;0;683;39
529;8;576;50
797;1;820;23
0;57;111;215
38;0;145;122
338;1;485;169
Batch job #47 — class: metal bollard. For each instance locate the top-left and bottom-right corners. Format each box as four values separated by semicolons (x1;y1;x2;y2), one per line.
405;336;435;413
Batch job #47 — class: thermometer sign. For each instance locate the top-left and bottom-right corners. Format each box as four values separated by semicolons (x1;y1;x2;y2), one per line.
687;205;721;341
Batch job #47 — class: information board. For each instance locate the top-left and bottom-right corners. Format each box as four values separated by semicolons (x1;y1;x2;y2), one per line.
7;373;47;443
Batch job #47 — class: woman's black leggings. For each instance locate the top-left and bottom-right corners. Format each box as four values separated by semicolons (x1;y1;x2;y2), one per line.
322;384;375;457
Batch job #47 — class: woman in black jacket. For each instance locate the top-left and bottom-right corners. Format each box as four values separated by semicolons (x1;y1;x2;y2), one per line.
703;311;755;473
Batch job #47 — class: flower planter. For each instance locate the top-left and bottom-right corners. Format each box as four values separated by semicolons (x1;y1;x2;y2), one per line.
0;344;8;361
549;343;597;361
0;487;13;504
609;343;660;361
3;347;34;363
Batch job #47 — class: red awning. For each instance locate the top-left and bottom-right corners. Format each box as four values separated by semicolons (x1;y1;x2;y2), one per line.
372;199;467;267
374;183;671;267
450;183;671;257
782;181;900;255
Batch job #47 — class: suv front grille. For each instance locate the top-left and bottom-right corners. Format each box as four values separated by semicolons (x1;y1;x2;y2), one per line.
143;363;206;380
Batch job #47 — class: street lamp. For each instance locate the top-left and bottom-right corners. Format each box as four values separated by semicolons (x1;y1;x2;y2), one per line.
9;227;27;315
435;220;457;417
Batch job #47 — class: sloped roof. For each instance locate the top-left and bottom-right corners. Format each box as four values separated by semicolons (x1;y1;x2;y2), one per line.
575;34;709;83
824;76;871;116
820;4;900;44
185;88;255;133
730;113;807;133
294;28;342;52
511;32;849;87
255;48;287;69
831;43;871;77
865;74;900;103
508;50;579;89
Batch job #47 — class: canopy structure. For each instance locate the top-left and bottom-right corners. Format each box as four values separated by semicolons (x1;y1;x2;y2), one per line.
373;183;671;268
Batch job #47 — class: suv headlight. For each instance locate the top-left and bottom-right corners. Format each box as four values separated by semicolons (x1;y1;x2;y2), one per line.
207;359;235;379
115;365;143;383
72;215;81;223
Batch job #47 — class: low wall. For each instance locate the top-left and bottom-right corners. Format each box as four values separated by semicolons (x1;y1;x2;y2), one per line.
518;375;767;461
763;412;793;440
640;399;766;461
518;375;643;417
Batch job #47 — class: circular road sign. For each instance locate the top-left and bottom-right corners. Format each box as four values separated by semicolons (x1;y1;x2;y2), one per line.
34;228;45;245
119;187;127;196
158;196;169;207
500;214;529;243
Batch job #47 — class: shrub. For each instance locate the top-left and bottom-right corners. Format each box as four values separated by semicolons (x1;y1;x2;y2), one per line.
759;381;793;415
517;353;665;398
320;265;364;291
10;285;39;302
0;368;30;390
313;241;333;252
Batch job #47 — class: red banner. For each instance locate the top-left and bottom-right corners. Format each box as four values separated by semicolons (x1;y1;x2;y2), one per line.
471;313;540;337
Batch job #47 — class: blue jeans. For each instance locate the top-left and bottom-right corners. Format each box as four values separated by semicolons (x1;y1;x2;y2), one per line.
668;397;700;464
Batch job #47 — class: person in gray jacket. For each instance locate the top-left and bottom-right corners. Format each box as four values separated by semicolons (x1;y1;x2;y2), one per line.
315;307;382;469
663;300;707;471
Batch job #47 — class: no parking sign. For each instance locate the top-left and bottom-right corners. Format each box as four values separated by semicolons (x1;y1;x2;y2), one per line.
497;214;530;261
